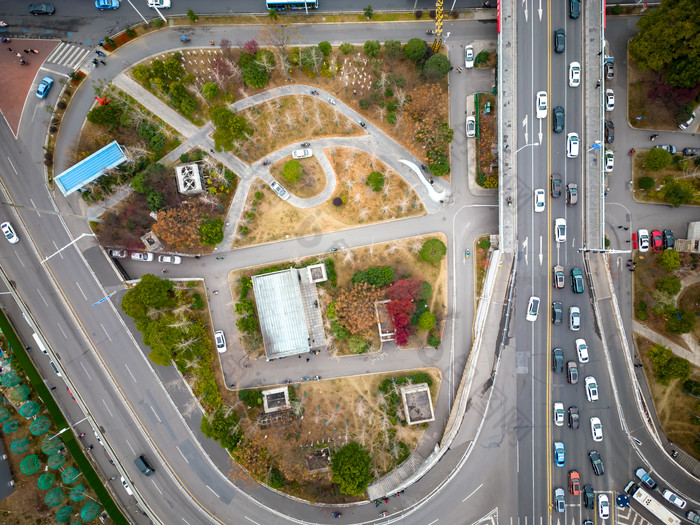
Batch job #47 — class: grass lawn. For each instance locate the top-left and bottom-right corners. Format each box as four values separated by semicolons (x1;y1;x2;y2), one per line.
636;335;700;460
631;150;700;206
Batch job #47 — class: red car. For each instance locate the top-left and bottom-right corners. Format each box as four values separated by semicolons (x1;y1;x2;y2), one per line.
651;230;663;251
632;232;638;250
569;470;581;495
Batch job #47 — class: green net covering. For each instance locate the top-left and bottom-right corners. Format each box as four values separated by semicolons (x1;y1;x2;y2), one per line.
20;455;41;475
9;384;30;402
10;437;30;454
55;505;74;523
61;467;80;484
30;415;50;435
69;483;87;502
44;486;64;507
80;501;101;521
41;435;62;455
47;453;66;470
3;419;19;433
1;370;21;387
19;400;40;418
0;406;10;423
37;472;56;490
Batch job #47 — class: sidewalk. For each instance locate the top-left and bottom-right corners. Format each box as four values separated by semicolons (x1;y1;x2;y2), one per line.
632;321;699;367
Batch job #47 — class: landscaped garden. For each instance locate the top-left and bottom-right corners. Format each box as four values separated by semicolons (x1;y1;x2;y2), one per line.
475;93;498;188
632;149;699;207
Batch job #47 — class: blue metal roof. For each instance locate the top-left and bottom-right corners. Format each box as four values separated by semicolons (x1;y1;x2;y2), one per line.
55;141;127;196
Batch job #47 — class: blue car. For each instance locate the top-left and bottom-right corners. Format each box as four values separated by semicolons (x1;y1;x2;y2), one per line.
554;442;565;467
36;76;54;99
95;0;119;9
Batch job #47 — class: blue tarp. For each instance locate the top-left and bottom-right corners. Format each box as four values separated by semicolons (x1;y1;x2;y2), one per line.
55;141;127;196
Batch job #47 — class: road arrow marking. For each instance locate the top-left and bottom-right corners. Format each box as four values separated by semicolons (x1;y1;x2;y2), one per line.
523;115;529;144
538;0;543;20
539;236;543;266
523;0;528;21
538;118;543;145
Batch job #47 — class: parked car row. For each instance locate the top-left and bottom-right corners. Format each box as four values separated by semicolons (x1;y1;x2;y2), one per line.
632;228;673;252
109;249;182;264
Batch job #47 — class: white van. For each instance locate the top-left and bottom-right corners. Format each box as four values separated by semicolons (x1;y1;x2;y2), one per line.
32;333;48;355
49;360;61;377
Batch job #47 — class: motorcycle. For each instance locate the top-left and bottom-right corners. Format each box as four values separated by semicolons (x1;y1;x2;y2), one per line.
330;247;337;252
507;198;512;206
301;142;310;147
426;29;434;35
359;120;366;128
262;160;270;166
629;148;636;156
465;250;470;258
95;50;106;57
311;90;319;95
302;377;310;382
332;512;342;518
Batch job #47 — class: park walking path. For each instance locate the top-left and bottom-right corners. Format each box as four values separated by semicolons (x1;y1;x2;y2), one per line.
632;320;699;367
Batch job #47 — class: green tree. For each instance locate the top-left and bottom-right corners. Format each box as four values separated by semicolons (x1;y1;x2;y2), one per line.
363;40;381;58
644;148;671;171
656;275;681;296
418;311;436;330
658;249;680;272
268;8;278;20
268;469;285;489
404;38;427;61
420;281;432;301
348;336;370;354
666;308;695;334
199;218;224;246
133;64;152;84
164;56;185;81
423;53;451;79
86;103;123;128
331;441;372;495
146;191;165;211
638;176;655;190
282;159;302;183
211;107;253;151
420;238;447;263
366;171;385;191
131;172;151;194
242;61;268;88
665;55;700;89
239;389;263;407
384;40;403;62
364;5;374;18
428;331;441;347
339;43;355;55
187;9;198;22
200;406;242;452
331;321;350;341
202;82;219;99
121;274;175;320
318;41;332;56
664;180;694;207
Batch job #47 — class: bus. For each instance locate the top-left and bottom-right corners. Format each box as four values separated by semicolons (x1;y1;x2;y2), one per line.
625;482;681;525
266;0;319;10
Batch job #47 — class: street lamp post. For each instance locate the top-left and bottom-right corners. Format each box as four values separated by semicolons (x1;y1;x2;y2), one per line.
514;142;540;155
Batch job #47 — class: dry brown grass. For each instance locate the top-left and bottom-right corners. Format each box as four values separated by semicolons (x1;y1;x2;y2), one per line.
631;150;700;205
233;149;425;248
269;155;326;199
636;335;700;460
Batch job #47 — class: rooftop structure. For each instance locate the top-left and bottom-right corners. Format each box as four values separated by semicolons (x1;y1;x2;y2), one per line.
55;141;127;196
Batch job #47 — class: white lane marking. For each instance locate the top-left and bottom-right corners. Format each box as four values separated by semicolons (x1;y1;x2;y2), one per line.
101;398;114;418
80;361;92;381
463;483;483;502
75;282;87;300
37;289;49;307
101;323;112;342
56;322;67;339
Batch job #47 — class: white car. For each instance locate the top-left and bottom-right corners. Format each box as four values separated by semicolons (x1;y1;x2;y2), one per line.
214;330;226;353
598;493;610;519
466;115;476;137
536;91;548;119
130;252;154;262
554;218;566;243
465;45;474;68
121;476;133;496
553;402;564;426
590;417;603;442
270;180;290;200
679;111;695;130
638;229;650;252
662;489;687;509
292;149;312;159
569;62;581;87
605;89;615;111
1;221;19;244
534;189;545;213
604;150;614;172
147;0;170;7
109;249;128;258
576;338;589;363
569;306;581;331
585;376;599;402
566;132;580;158
158;255;182;264
526;296;540;322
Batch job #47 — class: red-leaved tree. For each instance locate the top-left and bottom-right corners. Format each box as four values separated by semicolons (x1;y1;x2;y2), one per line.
386;278;423;345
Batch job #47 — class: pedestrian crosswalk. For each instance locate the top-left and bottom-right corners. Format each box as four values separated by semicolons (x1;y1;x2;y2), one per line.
45;42;91;70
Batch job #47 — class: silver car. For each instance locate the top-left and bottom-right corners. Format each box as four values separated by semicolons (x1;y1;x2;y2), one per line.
569;306;581;331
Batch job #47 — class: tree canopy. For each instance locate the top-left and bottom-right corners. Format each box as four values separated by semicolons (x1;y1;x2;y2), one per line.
331;441;372;495
420;238;447;263
121;274;175;320
644;148;671;171
211;107;253;151
404;38;427;61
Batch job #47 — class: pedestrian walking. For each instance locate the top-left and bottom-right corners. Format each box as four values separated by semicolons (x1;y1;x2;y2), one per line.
99;40;106;48
161;269;167;273
110;476;117;481
618;225;623;229
623;226;629;230
16;52;21;57
7;47;12;52
23;49;30;54
87;445;94;451
595;81;600;88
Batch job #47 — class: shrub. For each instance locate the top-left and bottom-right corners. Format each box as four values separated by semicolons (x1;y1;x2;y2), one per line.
421;281;432;301
363;40;380;58
318;41;332;56
332;197;343;206
180;153;190;163
282;159;302;183
359;99;370;110
419;238;447;263
238;389;263;407
199;218;224;246
611;4;622;14
428;331;441;347
202;82;219;99
414;10;423;18
418;311;436;330
187;9;198;22
475;50;489;67
657;249;680;272
644;148;671;171
150;132;166;152
348;336;370;354
479;237;491;250
125;28;136;38
332;321;350;341
387;112;396;124
666;309;695;334
656;275;681;296
242;62;268;88
352;266;395;287
664;180;694;207
340;43;355;55
268;469;285;489
146;191;165;211
404;38;427;61
366;171;385;191
153;18;164;27
255;191;263;199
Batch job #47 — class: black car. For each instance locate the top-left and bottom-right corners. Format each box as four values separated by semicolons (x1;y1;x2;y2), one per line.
552;302;563;325
29;3;55;14
551;175;562;197
569;0;581;18
605;121;615;143
589;450;605;476
583;484;595;509
554;29;565;54
553;348;564;373
662;229;674;249
553;106;565;133
568;406;580;429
